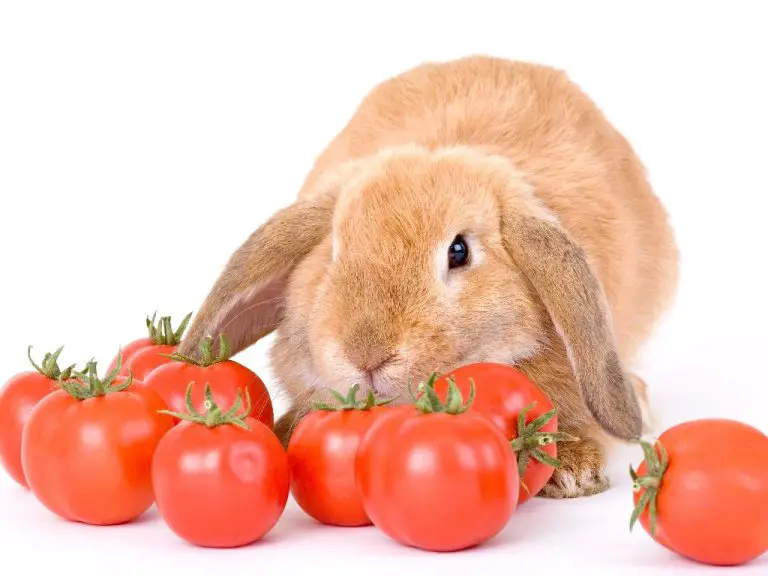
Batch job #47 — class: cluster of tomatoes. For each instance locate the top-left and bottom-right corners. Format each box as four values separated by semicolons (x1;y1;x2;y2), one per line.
1;312;767;566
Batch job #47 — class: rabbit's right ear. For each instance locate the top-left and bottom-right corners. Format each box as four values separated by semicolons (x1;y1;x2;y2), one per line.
177;194;336;359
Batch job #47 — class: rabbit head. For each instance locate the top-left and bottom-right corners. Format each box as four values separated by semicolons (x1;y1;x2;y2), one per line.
178;144;642;441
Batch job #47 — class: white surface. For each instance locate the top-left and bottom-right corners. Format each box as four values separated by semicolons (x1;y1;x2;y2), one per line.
1;1;767;574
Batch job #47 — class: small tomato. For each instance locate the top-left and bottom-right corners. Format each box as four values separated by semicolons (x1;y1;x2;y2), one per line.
21;361;174;525
355;374;519;552
630;418;768;566
142;334;274;429
107;312;192;378
287;384;395;527
152;383;289;548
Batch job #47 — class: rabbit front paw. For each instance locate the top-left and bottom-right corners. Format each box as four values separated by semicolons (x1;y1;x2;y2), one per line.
538;435;609;498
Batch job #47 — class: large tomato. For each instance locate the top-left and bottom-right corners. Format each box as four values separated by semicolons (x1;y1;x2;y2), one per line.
433;363;574;504
107;311;192;378
142;334;273;429
355;375;518;552
21;361;174;525
630;418;768;566
287;385;394;527
0;346;76;488
152;383;289;548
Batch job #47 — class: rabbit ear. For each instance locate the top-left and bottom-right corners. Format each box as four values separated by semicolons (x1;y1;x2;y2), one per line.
500;210;643;441
177;194;336;359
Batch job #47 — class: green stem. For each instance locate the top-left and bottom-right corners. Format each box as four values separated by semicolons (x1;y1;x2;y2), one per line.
410;372;475;415
158;381;253;430
629;438;669;536
167;334;231;367
144;311;193;346
313;383;397;411
62;354;133;400
27;345;76;381
509;402;579;479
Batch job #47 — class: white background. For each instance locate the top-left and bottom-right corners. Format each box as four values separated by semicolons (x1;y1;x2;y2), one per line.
1;1;767;575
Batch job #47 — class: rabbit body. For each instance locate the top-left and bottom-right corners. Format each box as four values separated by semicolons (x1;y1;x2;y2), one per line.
179;56;679;498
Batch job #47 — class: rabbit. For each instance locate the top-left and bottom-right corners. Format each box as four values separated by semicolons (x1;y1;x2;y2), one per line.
176;55;679;499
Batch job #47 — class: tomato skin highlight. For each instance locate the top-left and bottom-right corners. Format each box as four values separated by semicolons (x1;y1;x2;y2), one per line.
355;406;519;552
0;372;59;488
20;378;174;525
288;407;388;526
633;419;768;566
142;360;274;429
152;417;290;548
433;363;557;504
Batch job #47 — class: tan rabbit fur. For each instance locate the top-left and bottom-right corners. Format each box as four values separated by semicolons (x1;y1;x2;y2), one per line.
178;56;679;499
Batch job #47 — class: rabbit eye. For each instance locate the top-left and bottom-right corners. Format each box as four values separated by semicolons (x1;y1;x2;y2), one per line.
448;235;470;269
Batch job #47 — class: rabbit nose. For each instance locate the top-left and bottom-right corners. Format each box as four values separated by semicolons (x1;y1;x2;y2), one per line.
342;319;396;373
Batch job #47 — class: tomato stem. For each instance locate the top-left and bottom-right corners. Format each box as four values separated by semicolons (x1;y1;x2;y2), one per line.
144;311;194;346
509;402;579;479
408;372;476;415
629;438;669;536
167;334;231;367
62;354;133;400
158;381;253;430
27;345;76;381
313;383;397;411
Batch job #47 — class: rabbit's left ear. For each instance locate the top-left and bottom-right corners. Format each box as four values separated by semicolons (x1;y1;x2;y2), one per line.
177;194;336;360
500;208;643;441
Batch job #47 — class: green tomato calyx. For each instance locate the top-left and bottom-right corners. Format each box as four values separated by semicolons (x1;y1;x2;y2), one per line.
313;383;397;412
145;311;193;346
629;438;669;537
27;345;76;381
509;401;578;484
407;372;475;415
167;334;231;367
63;355;133;400
159;381;253;430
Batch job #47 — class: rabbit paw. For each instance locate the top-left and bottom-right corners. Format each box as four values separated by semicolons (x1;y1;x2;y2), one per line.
538;435;609;499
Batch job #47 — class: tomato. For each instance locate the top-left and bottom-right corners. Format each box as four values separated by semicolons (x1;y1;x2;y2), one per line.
21;361;174;525
433;363;574;504
152;382;289;548
287;385;394;526
127;344;180;380
106;311;192;377
142;334;274;429
630;418;768;566
355;375;518;552
0;346;76;488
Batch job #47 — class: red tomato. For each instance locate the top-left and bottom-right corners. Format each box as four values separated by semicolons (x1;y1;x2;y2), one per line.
630;418;768;566
21;362;174;525
142;335;274;429
107;312;192;377
127;344;179;380
287;385;394;526
355;376;518;552
433;363;572;504
0;346;76;488
152;383;289;548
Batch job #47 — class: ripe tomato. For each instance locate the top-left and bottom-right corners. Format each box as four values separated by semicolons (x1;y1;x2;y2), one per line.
630;418;768;566
142;334;274;429
21;362;173;525
0;346;76;488
287;385;394;526
152;383;289;548
355;375;518;552
107;311;192;378
433;363;574;504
